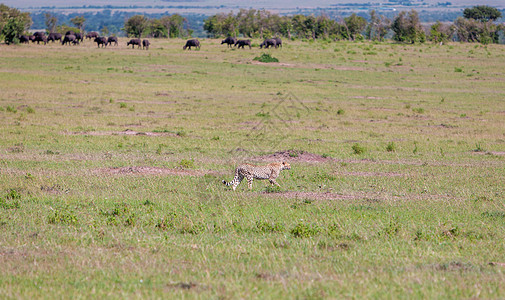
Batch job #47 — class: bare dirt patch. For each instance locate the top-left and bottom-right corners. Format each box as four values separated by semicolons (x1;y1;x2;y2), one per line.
263;191;455;202
254;150;331;163
62;129;178;137
95;166;213;176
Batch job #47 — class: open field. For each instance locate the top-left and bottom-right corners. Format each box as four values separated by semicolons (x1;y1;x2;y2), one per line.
1;38;505;298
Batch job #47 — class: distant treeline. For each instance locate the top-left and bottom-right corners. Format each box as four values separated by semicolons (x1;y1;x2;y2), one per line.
30;10;207;37
203;7;504;44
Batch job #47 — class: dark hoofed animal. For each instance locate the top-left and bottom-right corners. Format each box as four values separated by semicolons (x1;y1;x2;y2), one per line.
127;38;141;49
235;39;252;49
29;35;35;42
33;35;47;45
94;37;107;48
61;34;76;46
260;39;277;49
33;31;45;37
86;32;99;40
142;39;150;50
107;36;118;46
221;37;237;48
75;33;84;42
183;39;200;50
273;37;282;48
19;35;30;44
47;33;62;43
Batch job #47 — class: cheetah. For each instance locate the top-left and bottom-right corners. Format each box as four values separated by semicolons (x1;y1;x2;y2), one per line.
222;162;291;190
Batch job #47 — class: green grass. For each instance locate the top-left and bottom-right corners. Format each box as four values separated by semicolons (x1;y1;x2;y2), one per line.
0;38;505;298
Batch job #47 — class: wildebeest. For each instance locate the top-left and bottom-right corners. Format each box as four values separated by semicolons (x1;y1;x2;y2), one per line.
61;34;76;46
107;36;118;46
127;38;141;49
86;32;99;40
33;31;45;38
33;35;48;45
65;30;75;36
94;37;107;48
29;35;35;42
19;35;30;44
221;37;237;48
142;39;150;50
235;39;252;49
183;39;200;50
75;33;84;42
260;39;277;49
47;33;62;43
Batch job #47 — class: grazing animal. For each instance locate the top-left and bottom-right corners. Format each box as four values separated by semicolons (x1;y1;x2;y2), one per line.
273;37;282;48
94;36;107;48
86;32;99;40
19;35;30;44
183;39;200;50
47;32;62;43
142;39;150;50
222;162;291;190
33;31;45;38
127;38;141;49
221;37;237;48
29;35;35;42
259;38;277;49
235;39;252;49
107;36;118;46
61;34;76;45
33;35;47;45
75;33;84;42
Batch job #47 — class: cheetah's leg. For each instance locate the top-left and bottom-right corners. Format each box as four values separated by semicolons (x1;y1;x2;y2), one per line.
246;176;254;190
269;179;281;187
232;174;244;191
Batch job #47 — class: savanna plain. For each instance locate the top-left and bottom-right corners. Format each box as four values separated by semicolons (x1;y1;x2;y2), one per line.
0;38;504;298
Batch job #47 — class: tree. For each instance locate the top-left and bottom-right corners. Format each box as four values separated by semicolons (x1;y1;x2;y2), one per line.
429;21;454;44
44;13;57;33
366;10;391;41
392;10;425;43
0;4;32;44
124;15;148;38
454;17;501;44
463;5;502;22
70;16;86;33
344;13;367;40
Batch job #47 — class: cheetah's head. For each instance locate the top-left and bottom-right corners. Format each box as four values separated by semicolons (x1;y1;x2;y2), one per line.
281;161;291;170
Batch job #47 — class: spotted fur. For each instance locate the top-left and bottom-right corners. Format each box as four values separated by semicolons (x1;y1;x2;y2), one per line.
222;162;291;190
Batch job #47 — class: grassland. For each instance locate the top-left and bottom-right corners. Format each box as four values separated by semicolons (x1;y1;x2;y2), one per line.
0;38;504;298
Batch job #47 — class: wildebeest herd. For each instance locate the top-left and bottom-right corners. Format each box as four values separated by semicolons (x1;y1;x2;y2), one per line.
18;32;283;51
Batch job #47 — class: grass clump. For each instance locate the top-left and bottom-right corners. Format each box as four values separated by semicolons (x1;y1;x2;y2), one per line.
48;209;78;225
179;158;195;169
352;143;366;155
253;53;279;63
386;141;396;152
255;220;285;233
290;222;321;238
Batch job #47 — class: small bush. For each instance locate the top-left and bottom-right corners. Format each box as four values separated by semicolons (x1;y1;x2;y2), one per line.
179;158;195;169
48;210;78;225
6;106;17;113
290;222;321;238
253;53;279;63
26;106;35;114
386;142;396;152
412;107;425;114
255;221;285;233
264;185;282;193
119;102;127;109
337;109;345;115
352;143;366;155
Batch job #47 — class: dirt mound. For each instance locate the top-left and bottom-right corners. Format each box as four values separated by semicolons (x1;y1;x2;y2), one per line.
254;150;331;163
95;166;208;176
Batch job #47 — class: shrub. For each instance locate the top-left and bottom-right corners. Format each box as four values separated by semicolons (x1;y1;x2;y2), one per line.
255;221;285;233
253;53;279;63
386;142;396;152
290;222;321;238
352;143;366;154
179;158;194;169
48;210;78;225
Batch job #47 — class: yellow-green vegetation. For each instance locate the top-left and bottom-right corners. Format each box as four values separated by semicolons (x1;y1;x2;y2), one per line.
1;38;504;298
